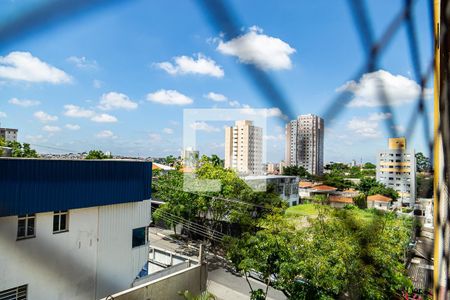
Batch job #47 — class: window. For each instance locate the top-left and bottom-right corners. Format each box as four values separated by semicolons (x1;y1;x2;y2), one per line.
17;214;35;240
132;227;147;248
53;211;68;233
0;284;27;300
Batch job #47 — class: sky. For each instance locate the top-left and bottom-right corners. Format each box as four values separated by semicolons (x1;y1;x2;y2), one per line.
0;0;434;163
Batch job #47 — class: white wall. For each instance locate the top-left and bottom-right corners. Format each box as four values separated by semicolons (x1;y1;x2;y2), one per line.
0;200;151;300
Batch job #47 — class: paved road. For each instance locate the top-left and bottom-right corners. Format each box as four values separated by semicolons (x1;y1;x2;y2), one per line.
149;227;287;300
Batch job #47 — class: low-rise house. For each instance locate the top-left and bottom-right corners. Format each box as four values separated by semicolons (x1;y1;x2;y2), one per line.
243;175;299;206
367;194;392;210
329;195;354;208
0;158;152;300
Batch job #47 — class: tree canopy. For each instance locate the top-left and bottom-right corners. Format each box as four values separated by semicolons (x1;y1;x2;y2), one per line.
0;139;39;158
283;165;310;177
85;150;112;159
227;207;413;299
415;152;431;173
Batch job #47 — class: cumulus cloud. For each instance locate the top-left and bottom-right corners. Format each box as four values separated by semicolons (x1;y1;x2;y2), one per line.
34;111;58;123
216;26;296;70
228;100;241;107
163;128;174;134
0;111;6;118
96;130;116;138
204;92;227;102
63;104;117;122
65;124;80;130
25;134;47;143
42;125;61;133
190;121;220;132
346;113;394;138
91;113;117;123
0;51;71;83
98;92;138;110
63;105;96;118
147;89;193;105
8;97;40;107
368;112;392;121
240;106;288;120
156;53;224;77
338;70;432;107
67;56;98;69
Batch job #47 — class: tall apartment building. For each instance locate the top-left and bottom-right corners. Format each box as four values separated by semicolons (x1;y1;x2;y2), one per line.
0;158;152;300
285;114;324;175
224;120;263;175
0;127;18;142
376;137;416;206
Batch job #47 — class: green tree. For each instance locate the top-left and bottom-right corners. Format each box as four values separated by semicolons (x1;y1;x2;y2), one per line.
227;208;413;299
368;185;399;201
353;193;367;209
283;166;310;177
417;173;433;198
85;150;112;159
2;140;39;158
415;152;431;172
357;177;379;193
363;162;376;169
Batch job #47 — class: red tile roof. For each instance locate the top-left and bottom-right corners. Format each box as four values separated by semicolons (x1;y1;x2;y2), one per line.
329;195;353;203
367;194;392;202
312;185;338;192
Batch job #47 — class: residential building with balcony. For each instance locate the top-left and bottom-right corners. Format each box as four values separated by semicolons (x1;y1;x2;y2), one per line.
376;137;416;206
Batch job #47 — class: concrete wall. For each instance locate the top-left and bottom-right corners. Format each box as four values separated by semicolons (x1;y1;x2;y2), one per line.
0;200;151;300
100;264;207;300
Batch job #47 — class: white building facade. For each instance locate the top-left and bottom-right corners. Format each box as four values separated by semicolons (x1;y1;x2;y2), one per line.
0;127;18;142
0;159;153;300
376;137;416;206
225;120;263;175
285;114;324;175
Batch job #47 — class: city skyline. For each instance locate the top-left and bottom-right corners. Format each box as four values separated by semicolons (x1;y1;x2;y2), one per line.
0;0;433;163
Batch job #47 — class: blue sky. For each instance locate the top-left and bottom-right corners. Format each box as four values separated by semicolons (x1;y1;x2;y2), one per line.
0;0;434;163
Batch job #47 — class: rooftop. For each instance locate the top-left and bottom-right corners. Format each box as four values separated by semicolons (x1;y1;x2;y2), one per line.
367;194;392;202
329;195;354;204
0;158;152;217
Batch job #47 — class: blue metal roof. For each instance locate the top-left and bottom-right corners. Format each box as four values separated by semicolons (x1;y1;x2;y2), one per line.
0;158;152;217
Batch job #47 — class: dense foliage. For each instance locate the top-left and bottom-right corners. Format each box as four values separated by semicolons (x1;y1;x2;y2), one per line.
227;207;413;300
283;165;310;177
357;177;399;200
415;152;431;173
85;150;112;159
152;156;286;235
0;139;39;157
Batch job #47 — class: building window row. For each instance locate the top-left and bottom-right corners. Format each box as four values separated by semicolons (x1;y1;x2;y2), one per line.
17;211;69;240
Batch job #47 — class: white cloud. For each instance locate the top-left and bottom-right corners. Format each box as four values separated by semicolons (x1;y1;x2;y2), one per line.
0;51;71;83
96;130;116;139
93;79;103;88
347;117;380;138
0;111;6;118
63;104;117;123
42;125;61;133
240;106;288;120
204;92;227;102
98;92;138;110
63;105;95;118
228;100;241;107
163;128;174;134
8;97;40;107
65;124;80;130
34;111;58;123
67;56;98;69
25;134;47;143
217;26;296;70
338;70;432;107
156;53;224;77
368;112;392;121
392;125;406;134
190;121;220;132
91;113;117;123
147;89;193;105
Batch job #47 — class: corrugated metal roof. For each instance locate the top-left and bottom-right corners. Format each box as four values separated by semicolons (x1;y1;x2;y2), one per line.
0;158;152;217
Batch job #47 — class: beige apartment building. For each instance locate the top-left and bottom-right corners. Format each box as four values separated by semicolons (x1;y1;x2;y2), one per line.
224;120;263;175
376;137;416;206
